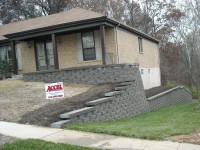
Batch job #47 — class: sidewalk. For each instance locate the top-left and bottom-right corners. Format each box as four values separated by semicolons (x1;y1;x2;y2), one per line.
0;121;199;150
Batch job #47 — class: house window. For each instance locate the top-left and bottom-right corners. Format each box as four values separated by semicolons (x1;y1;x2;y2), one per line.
81;32;96;61
141;69;144;75
0;46;12;62
138;37;143;53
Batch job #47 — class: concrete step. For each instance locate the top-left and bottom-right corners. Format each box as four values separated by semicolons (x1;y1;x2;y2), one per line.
60;107;95;119
86;97;113;106
51;120;71;128
104;91;122;97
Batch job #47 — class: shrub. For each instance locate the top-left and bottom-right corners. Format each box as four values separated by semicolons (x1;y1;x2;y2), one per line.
164;82;174;87
195;104;200;111
164;82;200;99
0;59;12;80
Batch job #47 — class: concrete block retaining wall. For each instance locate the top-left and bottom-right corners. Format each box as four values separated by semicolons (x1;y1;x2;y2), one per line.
23;64;139;84
51;84;192;128
68;80;148;125
23;64;192;128
147;87;192;111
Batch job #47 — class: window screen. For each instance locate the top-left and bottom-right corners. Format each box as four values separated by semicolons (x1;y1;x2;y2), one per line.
81;32;96;61
138;37;143;53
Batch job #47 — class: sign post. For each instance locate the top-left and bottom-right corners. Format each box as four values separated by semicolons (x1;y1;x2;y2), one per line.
45;82;64;99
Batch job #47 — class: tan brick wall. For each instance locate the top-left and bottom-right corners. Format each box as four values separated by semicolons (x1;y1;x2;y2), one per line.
58;33;102;69
105;28;118;64
57;28;117;69
117;28;160;68
19;41;36;74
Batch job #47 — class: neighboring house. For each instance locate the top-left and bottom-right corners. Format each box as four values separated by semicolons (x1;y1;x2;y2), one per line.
0;7;161;89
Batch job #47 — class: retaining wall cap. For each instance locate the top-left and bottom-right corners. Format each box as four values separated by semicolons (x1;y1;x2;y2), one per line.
86;97;113;106
60;107;94;119
104;91;123;97
180;86;192;94
51;120;71;129
23;64;139;75
147;86;182;101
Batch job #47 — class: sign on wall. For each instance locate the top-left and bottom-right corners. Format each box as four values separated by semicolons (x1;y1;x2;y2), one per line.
45;82;64;99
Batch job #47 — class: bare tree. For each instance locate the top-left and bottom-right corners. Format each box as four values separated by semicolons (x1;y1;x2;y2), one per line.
175;0;200;99
0;0;42;24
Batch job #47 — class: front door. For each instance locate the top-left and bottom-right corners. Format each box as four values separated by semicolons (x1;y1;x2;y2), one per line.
36;41;55;71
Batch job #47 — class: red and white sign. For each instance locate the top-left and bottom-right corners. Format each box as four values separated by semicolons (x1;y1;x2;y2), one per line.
45;82;64;99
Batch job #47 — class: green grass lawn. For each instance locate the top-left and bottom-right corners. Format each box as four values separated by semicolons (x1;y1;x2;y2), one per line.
0;139;97;150
65;103;200;140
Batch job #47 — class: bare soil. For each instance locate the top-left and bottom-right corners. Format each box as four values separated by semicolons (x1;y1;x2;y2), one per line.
168;129;200;145
18;84;115;126
0;80;92;122
145;86;173;98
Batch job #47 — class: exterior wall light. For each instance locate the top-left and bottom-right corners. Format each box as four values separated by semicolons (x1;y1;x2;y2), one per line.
28;42;32;48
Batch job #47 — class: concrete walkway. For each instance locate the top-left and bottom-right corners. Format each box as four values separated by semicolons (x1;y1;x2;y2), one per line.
0;121;199;150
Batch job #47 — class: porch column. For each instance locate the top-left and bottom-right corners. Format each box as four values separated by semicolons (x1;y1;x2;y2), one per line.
51;33;59;69
100;25;106;65
11;40;18;75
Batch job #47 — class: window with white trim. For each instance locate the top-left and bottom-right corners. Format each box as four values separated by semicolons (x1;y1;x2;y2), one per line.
81;32;96;61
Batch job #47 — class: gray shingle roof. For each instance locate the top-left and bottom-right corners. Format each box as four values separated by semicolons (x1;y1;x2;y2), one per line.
0;7;104;41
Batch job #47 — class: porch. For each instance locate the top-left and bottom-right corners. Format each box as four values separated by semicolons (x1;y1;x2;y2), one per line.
10;24;118;74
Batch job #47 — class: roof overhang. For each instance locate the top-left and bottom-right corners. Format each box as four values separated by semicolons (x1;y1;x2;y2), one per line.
4;16;112;41
0;39;10;47
3;16;159;44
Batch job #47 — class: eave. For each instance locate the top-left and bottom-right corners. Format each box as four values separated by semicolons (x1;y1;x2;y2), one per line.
4;16;111;41
0;39;10;47
3;16;159;44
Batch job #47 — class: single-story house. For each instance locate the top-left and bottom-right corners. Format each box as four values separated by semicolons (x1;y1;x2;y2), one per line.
0;7;161;89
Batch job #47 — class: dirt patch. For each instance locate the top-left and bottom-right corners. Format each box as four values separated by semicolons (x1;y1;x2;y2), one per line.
0;80;91;122
18;84;115;127
145;86;174;98
167;129;200;145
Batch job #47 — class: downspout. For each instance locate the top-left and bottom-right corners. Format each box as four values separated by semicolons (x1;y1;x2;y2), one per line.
115;23;120;64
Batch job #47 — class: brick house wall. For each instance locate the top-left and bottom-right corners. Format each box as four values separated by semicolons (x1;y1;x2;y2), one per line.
116;28;161;89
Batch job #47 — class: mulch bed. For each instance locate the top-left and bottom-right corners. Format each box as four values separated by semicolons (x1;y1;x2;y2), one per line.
18;84;115;127
145;86;174;98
